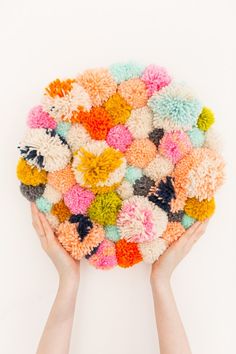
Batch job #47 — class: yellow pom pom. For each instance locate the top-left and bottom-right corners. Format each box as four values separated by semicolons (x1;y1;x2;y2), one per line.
16;159;47;186
184;197;215;221
104;93;132;125
197;107;215;131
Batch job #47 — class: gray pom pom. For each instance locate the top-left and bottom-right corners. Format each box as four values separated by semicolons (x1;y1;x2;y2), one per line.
133;176;155;197
20;183;45;202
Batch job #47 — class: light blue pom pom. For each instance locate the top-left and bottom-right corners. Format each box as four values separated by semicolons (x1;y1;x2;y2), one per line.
125;166;143;184
56;122;71;138
181;214;195;229
109;62;144;84
104;225;121;242
187;127;205;147
36;197;52;213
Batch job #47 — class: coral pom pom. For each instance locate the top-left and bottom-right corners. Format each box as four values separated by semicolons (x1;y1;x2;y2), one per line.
125;138;157;168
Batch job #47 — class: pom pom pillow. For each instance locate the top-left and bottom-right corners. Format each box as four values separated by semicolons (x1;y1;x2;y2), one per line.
17;62;225;270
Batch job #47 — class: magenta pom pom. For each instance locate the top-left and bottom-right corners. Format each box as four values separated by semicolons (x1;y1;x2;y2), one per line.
106;124;132;152
27;105;57;129
64;184;95;214
141;65;171;97
88;239;117;269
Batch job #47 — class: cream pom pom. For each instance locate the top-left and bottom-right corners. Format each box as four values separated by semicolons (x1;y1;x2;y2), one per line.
125;107;153;138
46;213;60;230
43;184;62;204
138;238;168;263
116;180;134;200
144;155;174;181
204;128;222;153
67;124;91;152
19;128;71;172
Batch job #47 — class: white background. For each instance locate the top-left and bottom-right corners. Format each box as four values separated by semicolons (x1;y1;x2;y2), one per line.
0;0;235;353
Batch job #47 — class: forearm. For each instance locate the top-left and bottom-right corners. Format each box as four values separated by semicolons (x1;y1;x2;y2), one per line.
36;277;79;354
151;278;191;354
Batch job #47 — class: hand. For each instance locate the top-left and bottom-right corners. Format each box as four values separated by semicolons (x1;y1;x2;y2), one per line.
151;220;209;285
31;203;80;284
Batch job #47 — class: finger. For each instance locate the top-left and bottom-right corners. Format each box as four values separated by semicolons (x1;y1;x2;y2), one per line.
30;203;45;238
38;212;55;241
188;219;209;244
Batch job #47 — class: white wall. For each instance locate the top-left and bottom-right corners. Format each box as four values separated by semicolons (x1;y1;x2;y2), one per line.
0;0;235;353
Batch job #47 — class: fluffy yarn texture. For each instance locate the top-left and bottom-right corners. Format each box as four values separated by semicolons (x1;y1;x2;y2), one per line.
17;62;225;270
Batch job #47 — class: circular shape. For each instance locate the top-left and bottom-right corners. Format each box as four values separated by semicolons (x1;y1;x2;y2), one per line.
17;62;225;270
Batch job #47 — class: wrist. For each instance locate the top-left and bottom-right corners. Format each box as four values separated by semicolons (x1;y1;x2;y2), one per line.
150;273;171;291
59;274;80;292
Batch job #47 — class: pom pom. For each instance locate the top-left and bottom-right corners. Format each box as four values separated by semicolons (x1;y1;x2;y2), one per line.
162;222;185;245
45;78;75;97
104;225;121;242
159;130;192;164
20;183;45;202
125;166;143;184
46;213;60;230
78;68;117;106
138;238;168;264
106;125;132;152
184;197;215;221
181;214;195;229
125;138;157;168
144;155;173;182
141;64;171;96
55;122;71;139
19;128;71;172
148;128;164;148
116;239;142;268
133;176;155;197
88;192;122;226
116;180;134;200
104;93;132;125
27;106;56;129
117;196;168;243
56;221;105;260
48;164;76;194
197;107;215;131
17;159;47;186
109;62;144;83
64;184;95;214
66;123;91;152
36;196;52;213
43;184;62;203
77;107;113;140
148;176;176;213
187;127;205;147
88;239;117;270
51;200;71;223
69;214;93;240
125;107;153;139
204;128;222;152
118;78;148;109
168;210;184;222
148;82;202;129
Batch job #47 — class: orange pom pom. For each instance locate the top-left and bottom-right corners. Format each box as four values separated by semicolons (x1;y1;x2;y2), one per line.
51;200;71;223
116;239;142;268
162;222;185;245
45;79;75;98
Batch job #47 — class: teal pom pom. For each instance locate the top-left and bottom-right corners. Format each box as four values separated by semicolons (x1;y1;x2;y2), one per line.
181;214;195;229
36;197;52;213
104;225;121;242
187;127;205;147
109;62;144;84
56;122;71;138
125;166;143;184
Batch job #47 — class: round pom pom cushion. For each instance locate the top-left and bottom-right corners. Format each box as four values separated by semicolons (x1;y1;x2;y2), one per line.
17;62;225;270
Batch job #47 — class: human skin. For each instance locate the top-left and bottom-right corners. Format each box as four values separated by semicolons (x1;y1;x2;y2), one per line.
31;202;208;354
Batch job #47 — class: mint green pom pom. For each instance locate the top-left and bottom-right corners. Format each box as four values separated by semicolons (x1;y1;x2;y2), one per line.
36;197;52;213
56;122;71;138
109;62;144;84
181;214;195;229
125;166;143;184
104;225;121;242
187;127;205;147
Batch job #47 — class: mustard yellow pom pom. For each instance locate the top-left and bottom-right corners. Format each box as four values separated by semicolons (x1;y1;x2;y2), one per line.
88;192;122;225
197;107;215;131
184;197;215;221
104;93;132;125
16;159;47;186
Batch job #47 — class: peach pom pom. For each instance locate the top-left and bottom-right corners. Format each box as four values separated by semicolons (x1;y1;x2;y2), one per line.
27;106;56;129
106;125;132;152
141;64;171;97
125;138;157;168
88;239;117;270
162;222;185;245
78;68;117;106
48;164;76;194
64;184;95;214
115;239;142;268
118;78;148;109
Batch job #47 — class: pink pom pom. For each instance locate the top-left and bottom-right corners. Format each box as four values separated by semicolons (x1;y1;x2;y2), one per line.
141;65;171;97
64;184;95;214
106;125;132;152
159;130;192;164
88;239;117;270
27;106;57;129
